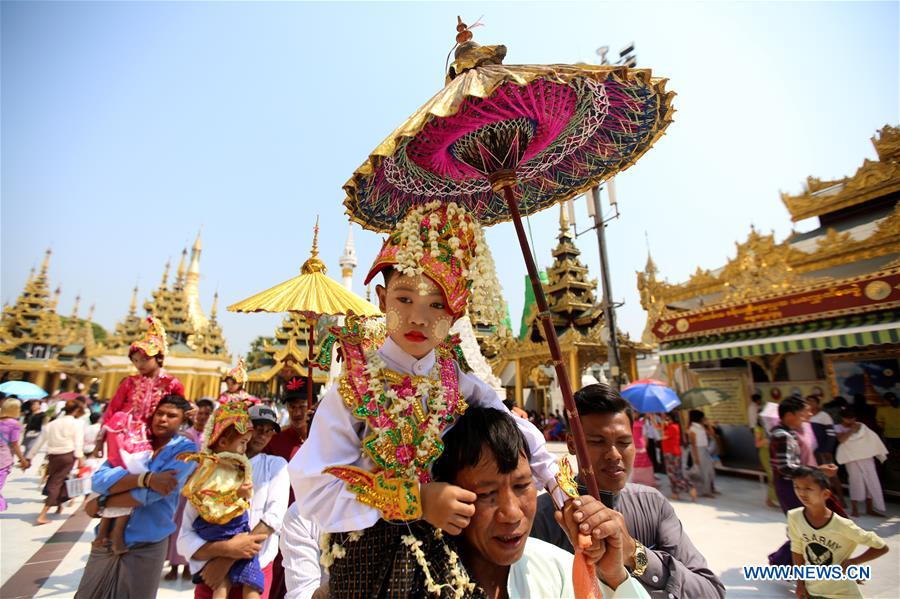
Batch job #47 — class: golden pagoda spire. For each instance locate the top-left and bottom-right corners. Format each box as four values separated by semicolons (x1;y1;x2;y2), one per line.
52;286;62;310
86;303;95;322
210;291;219;320
40;248;52;276
129;285;139;315
188;227;203;277
301;216;327;274
175;248;188;287
70;294;81;320
184;227;209;331
160;260;171;288
27;267;36;286
644;252;658;277
559;201;571;233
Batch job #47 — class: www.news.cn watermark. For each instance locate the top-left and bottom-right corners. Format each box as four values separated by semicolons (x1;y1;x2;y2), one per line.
743;565;872;581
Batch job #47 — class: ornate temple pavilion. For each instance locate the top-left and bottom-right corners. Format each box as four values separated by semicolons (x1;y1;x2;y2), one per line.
0;250;100;392
639;125;900;427
487;205;644;413
94;232;231;399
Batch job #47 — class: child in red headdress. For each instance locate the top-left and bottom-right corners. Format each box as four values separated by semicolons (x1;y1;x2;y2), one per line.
219;358;258;406
92;316;185;554
289;202;573;598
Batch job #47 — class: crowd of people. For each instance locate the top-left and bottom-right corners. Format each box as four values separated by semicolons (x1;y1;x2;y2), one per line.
0;201;893;599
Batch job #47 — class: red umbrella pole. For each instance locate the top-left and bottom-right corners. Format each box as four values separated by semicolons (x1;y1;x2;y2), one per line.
307;317;316;410
498;179;601;500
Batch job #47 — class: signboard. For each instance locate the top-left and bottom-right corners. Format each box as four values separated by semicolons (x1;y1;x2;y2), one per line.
691;368;750;425
653;269;899;342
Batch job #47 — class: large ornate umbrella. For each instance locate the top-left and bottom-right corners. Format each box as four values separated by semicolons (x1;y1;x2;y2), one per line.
228;221;381;407
343;19;674;499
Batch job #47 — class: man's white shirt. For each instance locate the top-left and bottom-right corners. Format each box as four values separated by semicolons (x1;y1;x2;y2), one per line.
177;452;290;574
511;538;650;599
279;502;327;599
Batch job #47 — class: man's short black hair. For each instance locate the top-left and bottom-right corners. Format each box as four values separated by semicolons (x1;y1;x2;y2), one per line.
791;465;831;490
778;396;806;419
195;398;215;410
689;409;705;424
431;407;531;484
157;394;190;413
573;383;634;425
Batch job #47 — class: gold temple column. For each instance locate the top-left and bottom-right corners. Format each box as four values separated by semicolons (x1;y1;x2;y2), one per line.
514;359;523;407
32;370;48;391
568;351;579;391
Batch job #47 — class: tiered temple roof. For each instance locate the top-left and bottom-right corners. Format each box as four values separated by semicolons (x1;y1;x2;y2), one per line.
105;286;144;349
95;231;230;400
117;233;227;357
0;250;99;391
521;206;603;342
486;204;642;405
638;124;900;346
0;250;69;359
246;312;328;397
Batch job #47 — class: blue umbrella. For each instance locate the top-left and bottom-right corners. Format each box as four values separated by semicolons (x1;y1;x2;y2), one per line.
0;380;48;400
621;379;681;414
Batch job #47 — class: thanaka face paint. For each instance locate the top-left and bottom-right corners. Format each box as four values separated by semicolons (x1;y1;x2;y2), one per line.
376;273;456;359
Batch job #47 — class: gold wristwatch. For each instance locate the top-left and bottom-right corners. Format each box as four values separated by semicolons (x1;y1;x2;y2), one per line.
630;540;649;577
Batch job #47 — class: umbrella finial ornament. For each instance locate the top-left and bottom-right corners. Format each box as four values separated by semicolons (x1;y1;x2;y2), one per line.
447;17;505;82
301;216;327;275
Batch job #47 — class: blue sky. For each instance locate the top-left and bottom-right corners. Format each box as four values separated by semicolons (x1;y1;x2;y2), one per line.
2;1;898;358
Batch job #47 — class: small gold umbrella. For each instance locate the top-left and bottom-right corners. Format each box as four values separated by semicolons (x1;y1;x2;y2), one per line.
228;220;381;407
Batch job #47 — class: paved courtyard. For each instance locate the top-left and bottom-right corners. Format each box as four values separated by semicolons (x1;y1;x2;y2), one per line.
2;444;898;598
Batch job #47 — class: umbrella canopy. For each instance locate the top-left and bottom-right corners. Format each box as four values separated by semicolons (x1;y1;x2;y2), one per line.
0;381;48;400
679;388;730;410
621;380;681;414
343;35;673;231
227;222;381;319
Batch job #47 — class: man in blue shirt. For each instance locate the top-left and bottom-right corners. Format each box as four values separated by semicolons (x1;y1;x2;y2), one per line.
75;394;197;599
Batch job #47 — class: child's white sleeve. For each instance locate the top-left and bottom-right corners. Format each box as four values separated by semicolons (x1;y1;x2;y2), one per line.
460;370;561;495
288;383;383;533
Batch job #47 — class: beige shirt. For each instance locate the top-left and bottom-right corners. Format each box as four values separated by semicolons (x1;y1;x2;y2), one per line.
27;414;84;459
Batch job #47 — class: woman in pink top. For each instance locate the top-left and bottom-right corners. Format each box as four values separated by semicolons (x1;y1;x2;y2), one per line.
631;414;658;487
0;399;31;511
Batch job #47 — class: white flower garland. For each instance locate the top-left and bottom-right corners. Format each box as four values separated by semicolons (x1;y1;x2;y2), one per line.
319;530;365;572
391;201;503;320
363;350;450;480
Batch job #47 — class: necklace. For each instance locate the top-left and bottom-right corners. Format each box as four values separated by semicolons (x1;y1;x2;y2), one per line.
339;342;467;483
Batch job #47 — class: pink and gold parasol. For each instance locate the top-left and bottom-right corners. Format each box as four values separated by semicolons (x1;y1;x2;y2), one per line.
343;19;675;500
